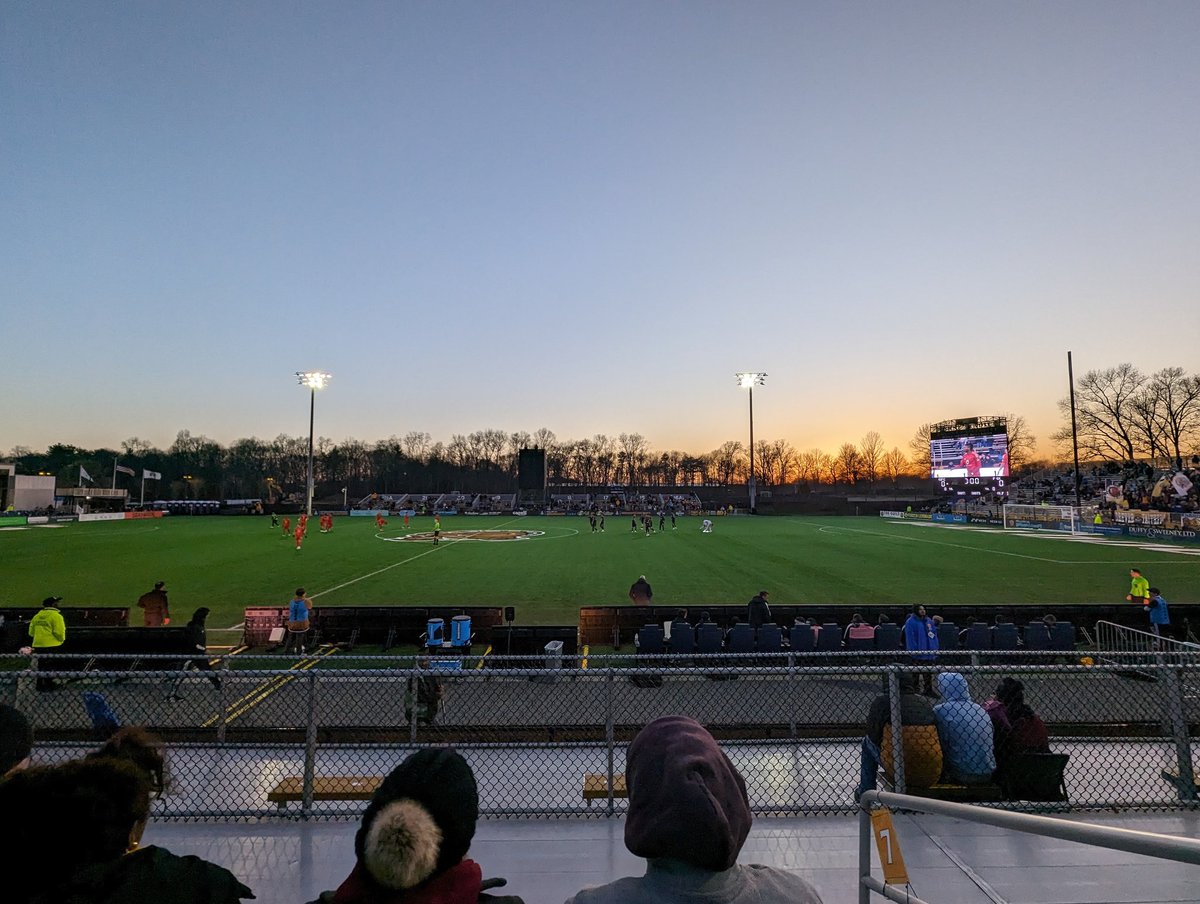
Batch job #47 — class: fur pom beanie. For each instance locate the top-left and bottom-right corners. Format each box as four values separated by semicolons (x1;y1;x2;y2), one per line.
354;748;479;890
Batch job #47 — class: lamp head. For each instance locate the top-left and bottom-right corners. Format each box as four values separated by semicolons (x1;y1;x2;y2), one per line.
297;371;332;390
735;372;766;389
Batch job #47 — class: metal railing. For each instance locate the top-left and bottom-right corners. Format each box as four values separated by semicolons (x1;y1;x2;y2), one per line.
857;789;1200;904
3;653;1197;819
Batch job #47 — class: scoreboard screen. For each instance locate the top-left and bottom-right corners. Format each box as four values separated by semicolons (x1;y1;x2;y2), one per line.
929;416;1009;495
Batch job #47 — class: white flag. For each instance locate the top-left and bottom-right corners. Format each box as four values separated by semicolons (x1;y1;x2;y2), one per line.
79;466;93;483
1173;472;1194;497
143;469;162;480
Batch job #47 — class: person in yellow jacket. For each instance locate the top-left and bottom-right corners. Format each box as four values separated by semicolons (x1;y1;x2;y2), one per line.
1126;568;1150;607
29;596;66;691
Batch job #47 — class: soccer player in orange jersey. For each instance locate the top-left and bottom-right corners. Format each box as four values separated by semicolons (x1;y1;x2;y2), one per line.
282;516;291;536
293;525;304;550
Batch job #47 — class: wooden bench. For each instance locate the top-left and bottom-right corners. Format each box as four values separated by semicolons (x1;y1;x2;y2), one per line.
268;775;383;809
880;773;1002;802
582;772;627;805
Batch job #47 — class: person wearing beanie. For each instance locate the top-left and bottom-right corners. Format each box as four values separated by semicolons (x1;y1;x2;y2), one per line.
309;748;523;904
565;716;824;904
29;596;67;692
0;703;34;777
137;581;171;626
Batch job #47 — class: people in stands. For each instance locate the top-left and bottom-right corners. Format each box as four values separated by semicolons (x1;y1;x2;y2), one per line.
564;715;824;904
902;605;939;695
844;613;875;645
628;575;653;607
856;673;941;801
0;757;254;904
309;748;522;904
286;588;312;655
747;590;771;629
0;703;33;778
137;581;171;626
1146;587;1170;641
932;673;996;785
29;595;66;692
983;677;1050;765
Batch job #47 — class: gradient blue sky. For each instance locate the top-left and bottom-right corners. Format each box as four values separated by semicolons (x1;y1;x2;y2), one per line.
3;2;1197;459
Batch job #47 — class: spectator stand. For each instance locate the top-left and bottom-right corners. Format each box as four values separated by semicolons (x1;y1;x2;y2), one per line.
241;605;506;651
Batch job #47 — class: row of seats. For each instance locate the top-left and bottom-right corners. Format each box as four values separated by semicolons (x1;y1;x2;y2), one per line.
636;620;1077;654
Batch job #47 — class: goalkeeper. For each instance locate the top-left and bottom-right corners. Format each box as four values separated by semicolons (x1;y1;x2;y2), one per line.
1126;568;1150;607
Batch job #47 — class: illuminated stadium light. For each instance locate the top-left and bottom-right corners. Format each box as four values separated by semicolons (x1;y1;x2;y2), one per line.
296;371;332;517
735;373;766;513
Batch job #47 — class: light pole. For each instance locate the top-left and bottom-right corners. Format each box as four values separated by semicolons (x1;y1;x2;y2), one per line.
736;372;766;513
296;371;331;517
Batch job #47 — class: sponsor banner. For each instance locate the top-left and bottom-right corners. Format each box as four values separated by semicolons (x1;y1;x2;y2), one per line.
967;515;1004;526
52;515;78;523
1124;525;1200;544
125;510;164;520
880;511;903;519
902;512;932;521
932;513;968;524
27;516;49;525
0;516;27;527
1086;525;1125;537
79;512;126;522
351;509;390;517
435;510;459;516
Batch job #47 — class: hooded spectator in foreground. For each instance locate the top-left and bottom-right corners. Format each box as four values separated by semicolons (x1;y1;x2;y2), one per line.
565;715;824;904
0;703;33;777
309;748;522;904
933;672;996;784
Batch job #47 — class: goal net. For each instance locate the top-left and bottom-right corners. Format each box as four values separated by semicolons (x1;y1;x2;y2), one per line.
1002;503;1091;534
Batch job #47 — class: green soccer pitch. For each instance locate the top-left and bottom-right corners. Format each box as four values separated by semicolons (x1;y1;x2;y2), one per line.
1;514;1197;633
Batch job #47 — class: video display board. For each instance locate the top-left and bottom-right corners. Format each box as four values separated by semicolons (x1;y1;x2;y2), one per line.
930;417;1009;481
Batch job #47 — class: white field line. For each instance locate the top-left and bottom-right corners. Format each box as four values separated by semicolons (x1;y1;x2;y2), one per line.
818;524;1084;564
313;517;524;600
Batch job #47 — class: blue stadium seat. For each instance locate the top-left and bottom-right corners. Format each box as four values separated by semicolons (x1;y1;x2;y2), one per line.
962;622;992;650
696;623;723;654
755;624;782;653
789;623;815;653
636;624;665;654
668;622;696;654
1051;622;1076;651
1023;621;1052;650
874;624;901;650
727;624;755;654
936;622;959;650
815;624;843;652
82;691;120;740
992;623;1020;651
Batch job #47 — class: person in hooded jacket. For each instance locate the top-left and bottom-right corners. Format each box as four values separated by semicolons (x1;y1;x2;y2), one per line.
901;605;938;694
564;715;824;904
932;672;996;784
0;757;254;904
982;677;1050;765
309;748;523;904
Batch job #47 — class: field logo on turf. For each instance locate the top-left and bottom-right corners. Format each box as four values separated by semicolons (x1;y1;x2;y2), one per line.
386;529;545;543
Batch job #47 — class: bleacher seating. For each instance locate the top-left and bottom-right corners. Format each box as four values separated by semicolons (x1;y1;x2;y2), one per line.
1;607;130;653
936;622;959;650
815;623;843;652
727;624;754;654
962;623;991;650
992;623;1020;651
874;624;902;650
668;621;696;654
789;623;815;652
241;605;504;649
696;623;723;654
636;624;664;654
755;624;782;653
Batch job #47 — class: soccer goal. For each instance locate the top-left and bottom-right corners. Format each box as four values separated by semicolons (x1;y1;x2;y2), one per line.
1002;503;1091;534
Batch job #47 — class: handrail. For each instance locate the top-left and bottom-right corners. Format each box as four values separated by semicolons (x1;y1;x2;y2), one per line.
1095;619;1200;655
857;790;1200;904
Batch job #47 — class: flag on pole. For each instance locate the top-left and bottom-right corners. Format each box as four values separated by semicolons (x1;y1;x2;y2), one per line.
143;469;162;480
79;466;94;483
115;465;136;476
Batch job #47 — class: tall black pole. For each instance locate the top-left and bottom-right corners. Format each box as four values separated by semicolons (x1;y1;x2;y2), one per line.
1068;351;1082;511
748;386;756;514
306;387;315;517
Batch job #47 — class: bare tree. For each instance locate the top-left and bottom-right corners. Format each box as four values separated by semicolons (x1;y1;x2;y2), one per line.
1150;367;1200;469
1002;414;1037;474
833;443;862;485
859;431;885;484
531;427;557;449
618;433;650;485
1056;364;1146;462
709;441;744;486
401;431;432;462
881;447;908;483
908;424;932;476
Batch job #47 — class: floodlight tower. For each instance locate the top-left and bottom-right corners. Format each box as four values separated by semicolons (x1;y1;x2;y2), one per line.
736;372;766;513
296;371;331;517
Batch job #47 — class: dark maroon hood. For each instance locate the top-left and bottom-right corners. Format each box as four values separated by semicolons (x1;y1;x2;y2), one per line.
624;715;752;871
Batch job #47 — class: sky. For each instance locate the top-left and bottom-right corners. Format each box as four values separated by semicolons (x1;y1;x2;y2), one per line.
2;2;1197;461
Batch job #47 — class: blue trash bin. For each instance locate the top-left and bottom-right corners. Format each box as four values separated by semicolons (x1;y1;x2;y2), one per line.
450;615;472;647
426;618;445;650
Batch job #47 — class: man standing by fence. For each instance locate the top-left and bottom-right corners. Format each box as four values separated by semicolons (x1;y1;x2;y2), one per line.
136;581;170;626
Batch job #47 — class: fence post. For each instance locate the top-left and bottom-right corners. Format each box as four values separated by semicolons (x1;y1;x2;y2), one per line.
858;803;873;904
215;657;229;745
408;667;420;746
301;670;319;819
788;652;797;739
888;667;906;794
1159;663;1197;802
605;667;615;815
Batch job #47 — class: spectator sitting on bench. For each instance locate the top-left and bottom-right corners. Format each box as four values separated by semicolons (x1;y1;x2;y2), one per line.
856;673;940;801
565;715;824;904
983;677;1050;765
308;748;523;904
932;672;996;785
0;757;253;904
844;613;874;644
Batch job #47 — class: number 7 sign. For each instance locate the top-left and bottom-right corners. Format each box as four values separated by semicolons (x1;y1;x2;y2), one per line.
870;808;910;886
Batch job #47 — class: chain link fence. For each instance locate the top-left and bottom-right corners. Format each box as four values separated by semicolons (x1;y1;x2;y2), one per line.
2;650;1196;820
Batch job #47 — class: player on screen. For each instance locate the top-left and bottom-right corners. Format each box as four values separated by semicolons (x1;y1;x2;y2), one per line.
1001;450;1010;477
956;442;982;477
